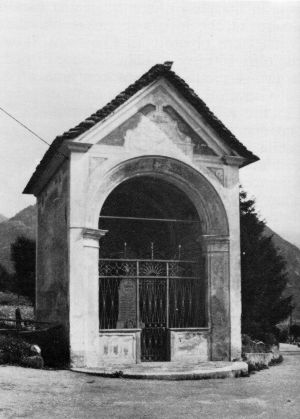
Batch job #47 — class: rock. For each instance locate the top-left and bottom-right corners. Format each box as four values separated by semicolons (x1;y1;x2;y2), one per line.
30;344;42;355
21;355;44;369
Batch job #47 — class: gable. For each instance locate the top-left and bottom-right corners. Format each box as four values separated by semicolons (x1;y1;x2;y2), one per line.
24;62;259;195
76;81;236;160
97;99;217;159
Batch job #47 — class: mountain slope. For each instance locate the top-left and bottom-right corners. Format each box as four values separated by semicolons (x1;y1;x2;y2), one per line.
0;214;8;224
0;205;36;273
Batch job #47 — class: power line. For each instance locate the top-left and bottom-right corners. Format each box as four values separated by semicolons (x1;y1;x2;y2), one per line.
0;106;50;146
0;105;69;160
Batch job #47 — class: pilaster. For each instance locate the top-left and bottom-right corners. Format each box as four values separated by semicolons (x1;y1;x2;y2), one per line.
202;236;230;361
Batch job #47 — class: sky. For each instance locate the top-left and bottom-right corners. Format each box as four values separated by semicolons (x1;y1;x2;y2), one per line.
0;0;300;247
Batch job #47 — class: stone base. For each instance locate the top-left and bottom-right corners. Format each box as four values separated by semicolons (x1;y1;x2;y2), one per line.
71;360;248;380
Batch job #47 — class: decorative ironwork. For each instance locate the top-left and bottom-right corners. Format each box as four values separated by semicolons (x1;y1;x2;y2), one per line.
99;257;205;360
99;277;120;329
139;277;168;361
169;278;196;328
139;261;166;277
141;327;168;361
99;260;136;277
139;278;167;326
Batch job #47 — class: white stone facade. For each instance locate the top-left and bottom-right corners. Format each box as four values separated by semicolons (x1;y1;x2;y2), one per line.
25;72;257;368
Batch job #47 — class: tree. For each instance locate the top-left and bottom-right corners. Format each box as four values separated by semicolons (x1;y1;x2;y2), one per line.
240;190;293;341
0;264;12;292
10;236;36;304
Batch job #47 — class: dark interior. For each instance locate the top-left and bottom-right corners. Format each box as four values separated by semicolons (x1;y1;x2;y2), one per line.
99;176;202;260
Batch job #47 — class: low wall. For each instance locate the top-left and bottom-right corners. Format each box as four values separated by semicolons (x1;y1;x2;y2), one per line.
98;330;140;366
170;330;209;362
244;345;282;371
97;329;210;366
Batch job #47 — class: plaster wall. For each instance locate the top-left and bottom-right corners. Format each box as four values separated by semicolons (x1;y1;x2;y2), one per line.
36;161;69;332
194;159;242;360
170;331;209;362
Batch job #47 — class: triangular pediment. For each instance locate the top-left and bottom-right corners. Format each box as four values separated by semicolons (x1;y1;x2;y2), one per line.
98;101;217;158
81;82;233;159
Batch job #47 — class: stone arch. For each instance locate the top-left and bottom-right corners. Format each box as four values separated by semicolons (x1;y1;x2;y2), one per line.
87;155;229;237
81;155;232;363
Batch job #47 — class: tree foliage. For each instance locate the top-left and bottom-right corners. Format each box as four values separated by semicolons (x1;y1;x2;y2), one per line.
10;236;36;304
0;264;12;292
240;190;293;340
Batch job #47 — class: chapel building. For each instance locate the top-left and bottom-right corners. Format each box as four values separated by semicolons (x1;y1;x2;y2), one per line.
24;62;258;368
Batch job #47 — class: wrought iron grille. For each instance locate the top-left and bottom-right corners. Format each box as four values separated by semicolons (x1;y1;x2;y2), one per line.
99;258;205;360
99;258;204;330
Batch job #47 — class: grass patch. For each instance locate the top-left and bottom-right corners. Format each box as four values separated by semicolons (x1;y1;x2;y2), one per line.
0;305;34;320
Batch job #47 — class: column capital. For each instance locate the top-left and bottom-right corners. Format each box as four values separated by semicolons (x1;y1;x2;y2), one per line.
82;228;108;240
82;228;108;248
199;235;229;252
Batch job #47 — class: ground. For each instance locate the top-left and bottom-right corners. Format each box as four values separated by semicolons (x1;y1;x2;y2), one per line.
0;347;300;418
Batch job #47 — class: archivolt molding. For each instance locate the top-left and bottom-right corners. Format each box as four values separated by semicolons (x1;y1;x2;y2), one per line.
86;156;229;237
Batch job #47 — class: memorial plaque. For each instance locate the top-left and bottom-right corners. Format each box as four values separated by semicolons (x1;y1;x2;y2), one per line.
117;278;137;328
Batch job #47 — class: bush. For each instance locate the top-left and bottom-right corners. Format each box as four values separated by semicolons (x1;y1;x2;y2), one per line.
275;324;289;343
0;324;69;368
0;335;32;364
290;324;300;339
259;332;278;348
242;333;278;354
18;326;70;368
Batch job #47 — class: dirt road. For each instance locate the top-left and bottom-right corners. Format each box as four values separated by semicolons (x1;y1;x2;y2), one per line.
0;353;300;418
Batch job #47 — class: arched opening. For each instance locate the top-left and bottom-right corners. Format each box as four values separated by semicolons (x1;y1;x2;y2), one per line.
98;176;207;361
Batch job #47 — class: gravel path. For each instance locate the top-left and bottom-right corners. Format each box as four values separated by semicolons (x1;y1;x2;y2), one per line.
0;353;300;418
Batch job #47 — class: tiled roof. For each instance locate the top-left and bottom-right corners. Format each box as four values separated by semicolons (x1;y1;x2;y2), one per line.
24;62;259;194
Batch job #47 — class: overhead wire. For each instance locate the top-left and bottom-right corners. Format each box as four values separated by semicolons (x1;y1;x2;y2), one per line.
0;105;69;159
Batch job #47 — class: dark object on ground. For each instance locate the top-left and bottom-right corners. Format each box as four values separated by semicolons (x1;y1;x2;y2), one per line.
20;355;44;369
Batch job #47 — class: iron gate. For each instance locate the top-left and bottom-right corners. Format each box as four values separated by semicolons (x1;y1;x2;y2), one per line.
99;258;203;361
